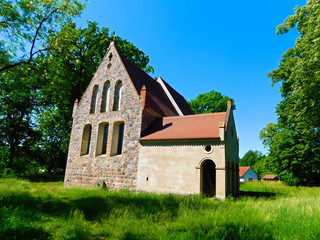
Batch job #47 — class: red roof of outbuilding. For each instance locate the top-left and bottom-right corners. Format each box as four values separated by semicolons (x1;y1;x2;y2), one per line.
140;112;226;140
262;174;278;180
239;166;251;177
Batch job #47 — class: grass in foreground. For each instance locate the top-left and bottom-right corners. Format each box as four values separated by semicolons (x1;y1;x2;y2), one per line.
0;179;319;240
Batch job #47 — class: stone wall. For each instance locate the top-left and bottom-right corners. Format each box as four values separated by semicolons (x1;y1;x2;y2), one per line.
64;43;143;190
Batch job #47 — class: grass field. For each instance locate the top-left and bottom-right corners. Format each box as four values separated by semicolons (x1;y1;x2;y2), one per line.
0;178;319;240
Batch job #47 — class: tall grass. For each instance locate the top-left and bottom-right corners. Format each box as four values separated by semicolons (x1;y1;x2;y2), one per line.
0;179;319;239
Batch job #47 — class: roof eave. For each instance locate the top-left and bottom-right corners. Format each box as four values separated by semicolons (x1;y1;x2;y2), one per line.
140;137;221;144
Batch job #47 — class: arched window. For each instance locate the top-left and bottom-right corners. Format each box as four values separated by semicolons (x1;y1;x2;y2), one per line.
96;122;109;156
81;124;92;155
113;81;122;111
101;81;110;112
90;85;99;114
111;122;125;156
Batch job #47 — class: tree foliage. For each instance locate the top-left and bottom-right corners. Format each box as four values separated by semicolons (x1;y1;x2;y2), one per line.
36;21;153;172
262;0;320;186
188;90;235;114
0;65;42;174
0;1;154;174
0;0;86;73
0;0;85;175
240;150;273;178
240;150;264;167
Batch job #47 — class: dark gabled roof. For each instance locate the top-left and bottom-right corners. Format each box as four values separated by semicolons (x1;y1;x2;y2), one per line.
160;78;194;115
119;54;176;116
118;53;193;117
140;112;226;140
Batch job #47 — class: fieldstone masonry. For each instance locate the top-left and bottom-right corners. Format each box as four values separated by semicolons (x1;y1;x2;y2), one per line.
64;42;143;190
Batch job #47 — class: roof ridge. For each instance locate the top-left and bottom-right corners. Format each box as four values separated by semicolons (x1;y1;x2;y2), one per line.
163;112;226;119
157;77;184;116
117;51;178;116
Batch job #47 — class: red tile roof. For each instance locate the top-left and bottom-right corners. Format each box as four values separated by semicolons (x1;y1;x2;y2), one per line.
140;112;226;140
262;174;278;180
119;53;192;116
239;166;251;177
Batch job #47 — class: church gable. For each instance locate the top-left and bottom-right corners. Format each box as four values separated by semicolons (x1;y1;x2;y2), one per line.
65;42;144;189
74;42;140;117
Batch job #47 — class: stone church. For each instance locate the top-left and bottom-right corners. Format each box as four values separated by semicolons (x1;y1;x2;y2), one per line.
64;41;239;198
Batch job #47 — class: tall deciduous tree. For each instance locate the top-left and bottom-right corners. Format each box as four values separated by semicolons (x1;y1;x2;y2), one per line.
0;63;42;173
262;0;320;185
0;0;86;73
188;90;235;114
36;21;154;173
240;150;265;167
0;0;86;174
0;1;154;174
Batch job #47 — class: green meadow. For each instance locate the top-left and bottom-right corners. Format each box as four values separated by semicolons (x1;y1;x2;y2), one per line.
0;178;319;240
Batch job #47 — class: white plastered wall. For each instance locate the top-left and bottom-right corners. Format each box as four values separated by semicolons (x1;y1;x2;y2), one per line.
136;141;227;198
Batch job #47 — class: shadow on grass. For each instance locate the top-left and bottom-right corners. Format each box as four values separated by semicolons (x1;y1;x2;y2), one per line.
213;223;275;240
0;227;50;240
19;173;64;182
167;222;275;240
120;232;151;240
0;191;180;222
71;194;179;221
238;190;277;199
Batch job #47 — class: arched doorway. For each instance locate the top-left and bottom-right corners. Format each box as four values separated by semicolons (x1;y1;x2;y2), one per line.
202;160;216;197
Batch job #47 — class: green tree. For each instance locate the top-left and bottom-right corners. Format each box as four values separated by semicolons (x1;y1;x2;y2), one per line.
0;0;86;173
188;90;235;114
259;123;279;148
0;64;42;174
240;150;265;167
253;155;274;179
0;0;86;73
240;150;272;178
35;21;154;173
262;0;320;185
0;1;154;174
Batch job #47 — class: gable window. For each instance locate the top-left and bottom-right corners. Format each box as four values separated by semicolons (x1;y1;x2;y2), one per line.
113;81;122;111
101;81;110;112
90;85;99;114
111;122;125;156
81;124;92;155
96;122;109;156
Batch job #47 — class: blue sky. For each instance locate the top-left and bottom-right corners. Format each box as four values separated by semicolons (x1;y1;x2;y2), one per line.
75;0;306;157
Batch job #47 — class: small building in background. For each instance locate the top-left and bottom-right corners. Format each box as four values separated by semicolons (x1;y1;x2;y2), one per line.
261;174;279;181
239;166;258;182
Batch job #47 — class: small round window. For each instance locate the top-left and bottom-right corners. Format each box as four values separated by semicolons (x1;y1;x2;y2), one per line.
204;145;213;153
